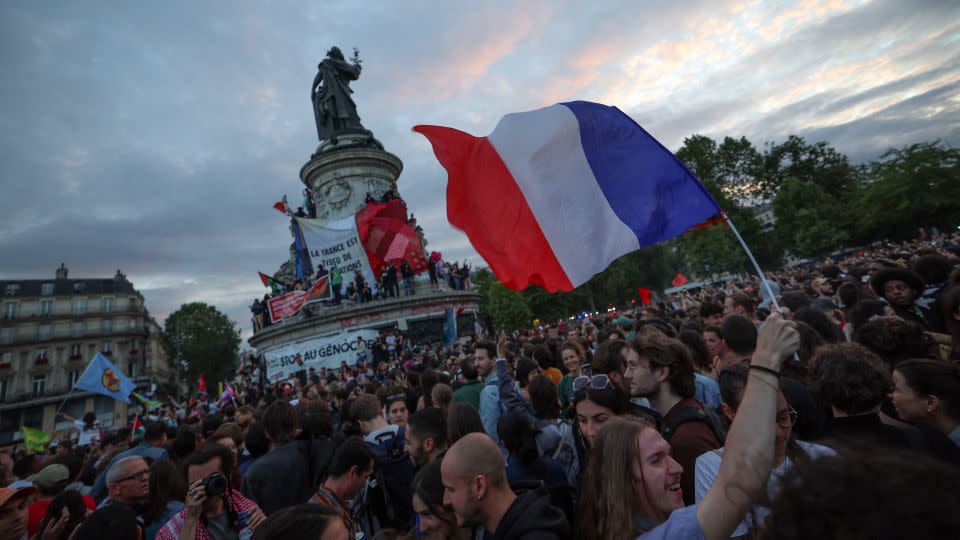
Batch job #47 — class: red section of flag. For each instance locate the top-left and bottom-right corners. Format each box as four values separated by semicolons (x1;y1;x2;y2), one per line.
356;199;430;279
637;287;652;305
412;125;572;292
684;215;728;233
258;272;272;287
273;201;287;214
198;374;207;394
671;273;689;287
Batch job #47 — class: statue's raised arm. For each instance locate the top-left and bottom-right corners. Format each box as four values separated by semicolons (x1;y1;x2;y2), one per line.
311;46;366;142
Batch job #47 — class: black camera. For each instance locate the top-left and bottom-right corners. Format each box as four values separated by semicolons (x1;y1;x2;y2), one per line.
202;472;229;498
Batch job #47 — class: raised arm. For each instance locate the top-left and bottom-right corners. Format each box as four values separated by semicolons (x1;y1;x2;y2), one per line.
695;313;799;540
493;333;540;420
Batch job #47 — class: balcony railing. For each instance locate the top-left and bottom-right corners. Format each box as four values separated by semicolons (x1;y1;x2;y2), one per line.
0;326;149;346
1;304;145;322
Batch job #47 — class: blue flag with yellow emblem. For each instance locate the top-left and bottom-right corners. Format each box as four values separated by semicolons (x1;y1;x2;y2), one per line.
74;353;136;404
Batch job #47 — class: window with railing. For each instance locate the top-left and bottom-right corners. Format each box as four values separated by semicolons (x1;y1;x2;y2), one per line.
38;324;51;341
40;300;54;315
72;321;85;337
101;297;113;313
70;343;82;358
102;341;112;355
41;283;54;296
102;319;113;333
3;303;17;319
0;351;10;368
73;282;86;293
73;298;86;315
4;284;19;296
32;375;46;397
0;379;7;402
68;370;80;388
0;328;13;345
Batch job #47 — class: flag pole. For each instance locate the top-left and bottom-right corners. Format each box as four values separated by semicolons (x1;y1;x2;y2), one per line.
720;210;801;363
54;355;97;417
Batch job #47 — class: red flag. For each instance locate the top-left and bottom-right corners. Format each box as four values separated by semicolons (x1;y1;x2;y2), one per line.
272;201;287;214
356;200;428;278
637;287;652;305
671;273;689;287
198;374;206;394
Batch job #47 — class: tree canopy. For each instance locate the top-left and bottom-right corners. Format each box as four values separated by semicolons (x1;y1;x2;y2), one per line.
160;302;240;392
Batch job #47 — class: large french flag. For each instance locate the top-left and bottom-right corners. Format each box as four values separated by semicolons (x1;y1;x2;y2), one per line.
414;101;720;292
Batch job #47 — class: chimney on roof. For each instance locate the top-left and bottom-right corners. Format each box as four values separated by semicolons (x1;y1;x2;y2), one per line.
114;269;127;282
56;263;69;279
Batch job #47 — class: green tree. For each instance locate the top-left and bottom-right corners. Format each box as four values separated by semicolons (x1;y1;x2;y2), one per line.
761;135;856;199
161;302;240;391
675;135;779;276
855;142;960;240
486;281;533;332
773;177;849;257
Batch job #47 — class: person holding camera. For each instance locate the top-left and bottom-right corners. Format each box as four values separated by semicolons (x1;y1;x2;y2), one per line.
156;444;266;540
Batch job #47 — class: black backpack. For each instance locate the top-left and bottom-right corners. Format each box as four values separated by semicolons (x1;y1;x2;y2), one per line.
661;406;728;446
355;428;414;536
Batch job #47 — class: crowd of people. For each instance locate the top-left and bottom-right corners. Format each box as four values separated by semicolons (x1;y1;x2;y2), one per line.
3;232;960;540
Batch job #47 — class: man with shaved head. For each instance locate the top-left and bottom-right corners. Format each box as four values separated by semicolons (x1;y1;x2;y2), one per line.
441;433;569;539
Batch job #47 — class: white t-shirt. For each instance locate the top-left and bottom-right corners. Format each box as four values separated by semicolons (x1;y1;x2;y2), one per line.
694;440;835;536
74;420;101;447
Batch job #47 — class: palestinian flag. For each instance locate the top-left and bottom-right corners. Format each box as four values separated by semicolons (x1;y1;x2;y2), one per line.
258;271;285;294
130;416;144;442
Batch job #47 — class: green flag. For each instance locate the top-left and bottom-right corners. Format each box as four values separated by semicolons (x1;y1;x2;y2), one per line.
258;271;285;294
21;426;49;453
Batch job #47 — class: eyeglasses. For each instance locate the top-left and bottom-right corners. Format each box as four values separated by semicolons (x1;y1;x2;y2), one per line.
573;374;611;392
776;409;798;428
115;469;150;483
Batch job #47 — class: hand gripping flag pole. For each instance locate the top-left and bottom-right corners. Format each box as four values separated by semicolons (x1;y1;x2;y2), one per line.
720;209;800;363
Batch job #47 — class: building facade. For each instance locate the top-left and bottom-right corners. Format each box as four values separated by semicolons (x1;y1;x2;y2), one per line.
0;265;170;446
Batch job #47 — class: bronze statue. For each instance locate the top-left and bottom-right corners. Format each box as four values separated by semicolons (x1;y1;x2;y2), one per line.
311;47;365;142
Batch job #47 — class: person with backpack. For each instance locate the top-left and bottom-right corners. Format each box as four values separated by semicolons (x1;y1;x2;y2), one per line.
625;333;722;505
308;438;374;540
241;402;336;515
349;393;414;535
695;364;834;536
494;354;580;491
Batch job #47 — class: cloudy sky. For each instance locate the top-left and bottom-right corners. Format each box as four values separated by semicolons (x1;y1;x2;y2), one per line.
1;0;958;343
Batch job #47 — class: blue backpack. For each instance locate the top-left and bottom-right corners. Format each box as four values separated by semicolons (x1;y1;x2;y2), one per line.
355;427;414;536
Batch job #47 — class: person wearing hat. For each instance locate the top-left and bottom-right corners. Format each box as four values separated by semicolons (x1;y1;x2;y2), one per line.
27;464;96;537
870;268;931;329
0;485;36;540
810;277;837;305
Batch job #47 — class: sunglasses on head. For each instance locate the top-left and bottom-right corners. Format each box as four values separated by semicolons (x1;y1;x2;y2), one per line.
573;374;611;392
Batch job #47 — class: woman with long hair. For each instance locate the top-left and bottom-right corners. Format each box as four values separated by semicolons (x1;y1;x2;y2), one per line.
575;314;800;539
557;340;586;408
410;460;471;540
35;490;88;540
446;402;485;446
891;359;960;444
143;459;187;540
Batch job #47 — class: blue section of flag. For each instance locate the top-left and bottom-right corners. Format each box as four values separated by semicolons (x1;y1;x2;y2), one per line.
442;307;457;346
561;100;720;246
292;219;314;280
74;353;137;404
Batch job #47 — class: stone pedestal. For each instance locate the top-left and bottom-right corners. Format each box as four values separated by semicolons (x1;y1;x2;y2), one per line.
300;133;404;221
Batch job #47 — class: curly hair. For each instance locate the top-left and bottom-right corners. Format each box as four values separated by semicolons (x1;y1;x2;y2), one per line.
853;317;929;368
809;343;891;414
759;450;960;539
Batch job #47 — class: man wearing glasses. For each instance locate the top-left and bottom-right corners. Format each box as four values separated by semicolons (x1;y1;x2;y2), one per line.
101;456;151;514
694;363;834;537
90;421;169;502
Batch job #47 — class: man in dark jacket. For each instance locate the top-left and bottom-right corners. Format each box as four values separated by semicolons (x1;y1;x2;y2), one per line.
241;401;335;515
441;432;569;540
